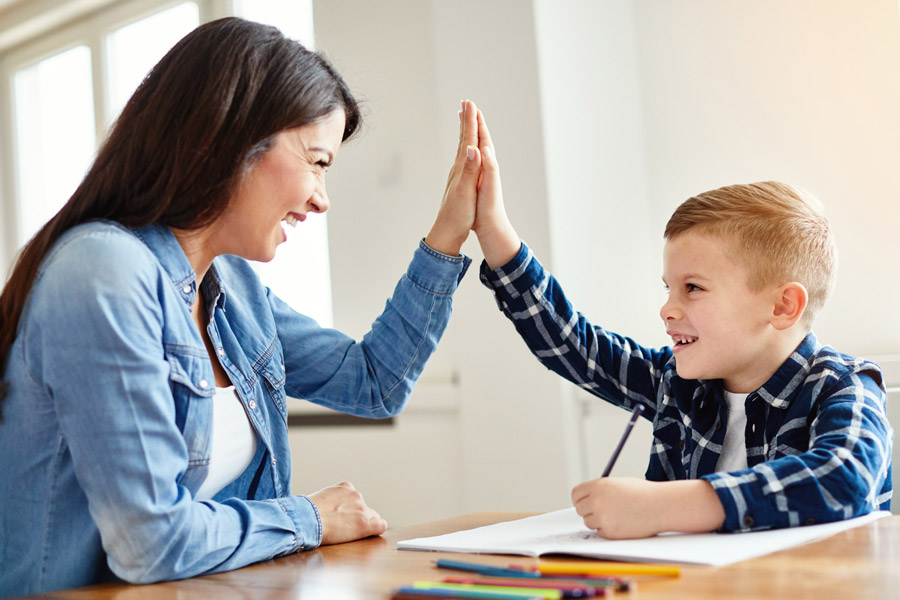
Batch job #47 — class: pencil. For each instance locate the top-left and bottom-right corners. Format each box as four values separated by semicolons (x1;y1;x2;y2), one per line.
413;581;562;599
443;576;610;597
601;403;645;477
531;561;681;578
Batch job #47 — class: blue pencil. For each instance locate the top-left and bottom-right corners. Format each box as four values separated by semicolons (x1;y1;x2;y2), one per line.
435;559;542;579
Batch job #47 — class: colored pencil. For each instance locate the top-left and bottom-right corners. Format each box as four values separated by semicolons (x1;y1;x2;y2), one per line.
413;581;563;599
395;584;547;599
436;559;542;578
531;561;681;578
443;576;606;598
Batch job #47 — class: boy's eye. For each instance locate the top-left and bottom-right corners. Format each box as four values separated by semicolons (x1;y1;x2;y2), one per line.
316;160;330;171
686;283;702;292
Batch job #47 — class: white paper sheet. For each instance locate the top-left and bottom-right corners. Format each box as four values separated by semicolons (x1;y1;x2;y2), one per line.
397;507;891;567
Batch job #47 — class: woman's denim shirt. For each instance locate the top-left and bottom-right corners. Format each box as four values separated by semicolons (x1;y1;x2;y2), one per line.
0;221;470;598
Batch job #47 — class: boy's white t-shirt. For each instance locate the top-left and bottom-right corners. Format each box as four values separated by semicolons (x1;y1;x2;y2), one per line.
715;390;749;472
194;386;258;501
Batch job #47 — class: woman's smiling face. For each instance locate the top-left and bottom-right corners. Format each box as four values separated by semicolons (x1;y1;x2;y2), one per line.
215;109;346;263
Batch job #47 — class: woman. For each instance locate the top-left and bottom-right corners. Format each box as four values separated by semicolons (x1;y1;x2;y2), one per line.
0;17;483;597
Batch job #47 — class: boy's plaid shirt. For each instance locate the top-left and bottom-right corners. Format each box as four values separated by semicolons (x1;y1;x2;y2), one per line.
480;242;893;532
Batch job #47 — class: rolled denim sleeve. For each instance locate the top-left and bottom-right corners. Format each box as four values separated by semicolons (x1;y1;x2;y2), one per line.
276;240;470;417
25;230;323;583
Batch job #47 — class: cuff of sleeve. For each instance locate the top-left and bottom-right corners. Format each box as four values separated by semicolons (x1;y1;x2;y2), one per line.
701;472;764;533
478;240;529;290
409;239;472;294
279;495;323;551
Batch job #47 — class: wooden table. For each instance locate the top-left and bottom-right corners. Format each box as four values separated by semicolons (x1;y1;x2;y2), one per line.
23;512;900;599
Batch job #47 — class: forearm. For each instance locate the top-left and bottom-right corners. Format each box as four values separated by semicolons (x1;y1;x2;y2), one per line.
572;477;725;539
654;480;726;534
280;241;470;416
479;243;666;412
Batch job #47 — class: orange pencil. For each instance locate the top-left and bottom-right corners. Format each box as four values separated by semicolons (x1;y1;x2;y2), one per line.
531;561;681;578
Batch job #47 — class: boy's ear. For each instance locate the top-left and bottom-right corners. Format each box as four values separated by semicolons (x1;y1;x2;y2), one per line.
771;282;808;330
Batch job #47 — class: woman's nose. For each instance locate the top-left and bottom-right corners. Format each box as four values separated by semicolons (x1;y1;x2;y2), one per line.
308;190;330;214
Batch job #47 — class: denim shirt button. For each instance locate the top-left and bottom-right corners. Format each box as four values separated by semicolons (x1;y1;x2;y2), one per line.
271;457;277;466
182;285;191;294
281;364;285;372
217;348;225;356
198;379;209;389
249;400;256;410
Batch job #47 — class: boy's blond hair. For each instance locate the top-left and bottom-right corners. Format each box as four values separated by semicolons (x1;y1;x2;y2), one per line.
664;181;837;328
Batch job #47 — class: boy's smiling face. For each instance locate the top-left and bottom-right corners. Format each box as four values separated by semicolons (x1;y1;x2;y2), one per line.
661;231;782;393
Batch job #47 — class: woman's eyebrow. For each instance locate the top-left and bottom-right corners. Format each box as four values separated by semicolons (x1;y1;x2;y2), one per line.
307;146;334;163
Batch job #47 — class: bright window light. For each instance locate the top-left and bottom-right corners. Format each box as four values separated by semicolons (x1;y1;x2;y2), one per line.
106;2;199;124
233;0;334;328
13;45;96;243
233;0;314;47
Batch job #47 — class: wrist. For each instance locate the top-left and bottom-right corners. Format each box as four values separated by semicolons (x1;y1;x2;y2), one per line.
475;218;520;269
424;226;467;257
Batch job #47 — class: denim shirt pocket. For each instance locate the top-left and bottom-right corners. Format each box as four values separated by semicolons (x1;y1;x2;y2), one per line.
165;344;215;493
258;346;288;424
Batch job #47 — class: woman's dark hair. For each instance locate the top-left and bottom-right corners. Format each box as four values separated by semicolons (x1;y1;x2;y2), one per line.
0;17;361;415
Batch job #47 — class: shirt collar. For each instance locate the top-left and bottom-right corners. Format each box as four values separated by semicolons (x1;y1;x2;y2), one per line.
753;332;820;409
131;224;198;308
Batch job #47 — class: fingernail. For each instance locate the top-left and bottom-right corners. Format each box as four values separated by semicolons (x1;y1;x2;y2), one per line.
460;100;466;111
466;146;475;160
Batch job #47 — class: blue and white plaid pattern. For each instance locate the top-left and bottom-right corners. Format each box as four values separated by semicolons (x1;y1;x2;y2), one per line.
480;242;893;532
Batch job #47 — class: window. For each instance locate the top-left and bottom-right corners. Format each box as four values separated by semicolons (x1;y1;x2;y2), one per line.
2;0;202;254
105;3;200;124
12;45;95;240
231;0;332;327
1;0;332;327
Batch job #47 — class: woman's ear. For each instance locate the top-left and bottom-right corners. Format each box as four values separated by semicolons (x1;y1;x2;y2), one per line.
771;282;808;330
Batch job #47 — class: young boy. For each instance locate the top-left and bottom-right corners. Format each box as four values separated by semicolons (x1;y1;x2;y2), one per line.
466;111;893;539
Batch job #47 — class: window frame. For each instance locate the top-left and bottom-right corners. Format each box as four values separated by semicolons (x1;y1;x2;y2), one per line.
0;0;232;273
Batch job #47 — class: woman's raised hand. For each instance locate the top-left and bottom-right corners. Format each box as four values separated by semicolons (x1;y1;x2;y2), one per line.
424;100;482;257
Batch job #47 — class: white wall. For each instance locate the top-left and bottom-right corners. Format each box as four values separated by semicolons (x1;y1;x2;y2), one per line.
2;0;897;525
528;0;900;487
311;0;575;523
633;0;900;357
309;0;900;523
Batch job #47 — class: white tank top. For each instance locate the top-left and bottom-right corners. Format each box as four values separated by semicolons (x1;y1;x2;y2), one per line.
194;386;258;500
715;390;749;472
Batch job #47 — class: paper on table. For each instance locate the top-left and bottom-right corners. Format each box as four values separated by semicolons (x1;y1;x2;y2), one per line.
397;507;891;567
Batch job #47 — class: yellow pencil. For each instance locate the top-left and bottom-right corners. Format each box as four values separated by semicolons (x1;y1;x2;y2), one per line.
533;561;681;578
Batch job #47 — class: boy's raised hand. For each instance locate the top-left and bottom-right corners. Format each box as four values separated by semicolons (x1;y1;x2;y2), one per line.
472;108;520;269
425;100;482;257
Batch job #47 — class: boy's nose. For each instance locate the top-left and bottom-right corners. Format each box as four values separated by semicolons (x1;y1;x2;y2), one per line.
660;297;681;322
